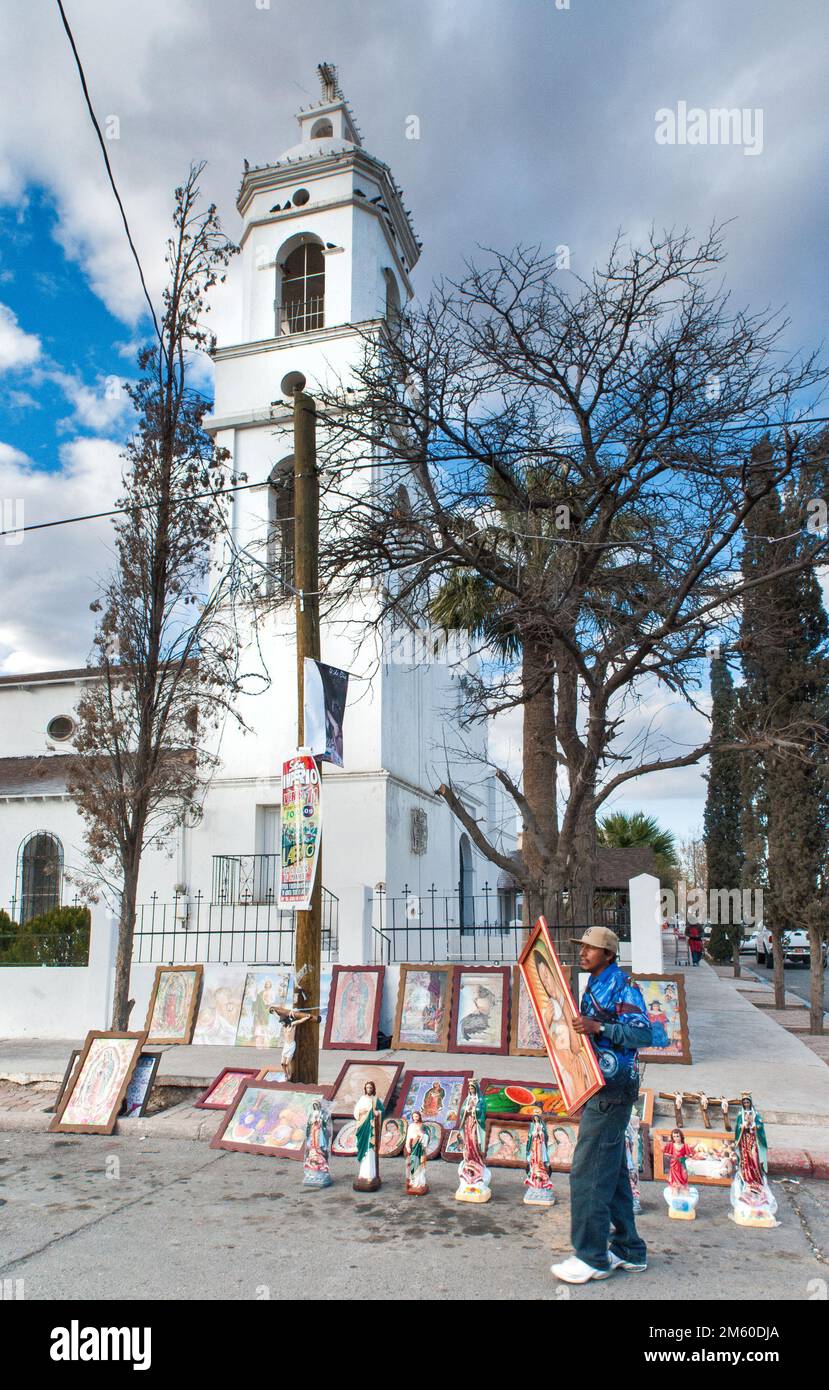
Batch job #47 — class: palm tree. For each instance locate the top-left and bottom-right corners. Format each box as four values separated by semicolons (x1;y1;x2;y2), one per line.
598;811;678;886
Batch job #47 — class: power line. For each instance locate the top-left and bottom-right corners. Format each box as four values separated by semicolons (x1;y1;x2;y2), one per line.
0;478;269;540
55;0;162;343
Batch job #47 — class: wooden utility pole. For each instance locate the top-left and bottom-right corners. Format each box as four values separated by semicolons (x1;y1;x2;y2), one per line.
292;385;322;1084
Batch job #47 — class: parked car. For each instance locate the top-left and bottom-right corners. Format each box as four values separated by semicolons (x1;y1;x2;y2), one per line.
755;921;825;968
740;929;758;955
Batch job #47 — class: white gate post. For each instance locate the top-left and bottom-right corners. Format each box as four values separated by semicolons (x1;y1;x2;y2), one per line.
629;873;664;975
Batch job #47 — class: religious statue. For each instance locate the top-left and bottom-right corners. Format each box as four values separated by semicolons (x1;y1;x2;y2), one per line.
303;1099;332;1189
404;1110;429;1196
661;1127;699;1220
730;1093;778;1228
353;1081;384;1192
624;1111;642;1215
268;1005;321;1082
523;1106;555;1206
454;1079;491;1204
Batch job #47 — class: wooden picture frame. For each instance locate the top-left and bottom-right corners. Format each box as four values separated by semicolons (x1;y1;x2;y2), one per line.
545;1118;580;1171
143;964;203;1045
510;967;545;1057
393;1069;472;1130
634;1087;655;1180
441;1127;464;1161
652;1127;736;1186
120;1051;162;1118
391;963;454;1051
194;1067;260;1111
322;965;385;1051
518;917;605;1112
483;1116;531;1168
49;1031;147;1135
210;1080;330;1160
632;973;692;1064
448;965;510;1055
326;1059;403;1118
47;1048;81;1114
479;1076;568;1118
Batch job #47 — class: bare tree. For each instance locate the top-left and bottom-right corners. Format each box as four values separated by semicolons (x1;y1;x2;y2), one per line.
67;165;242;1028
314;227;829;923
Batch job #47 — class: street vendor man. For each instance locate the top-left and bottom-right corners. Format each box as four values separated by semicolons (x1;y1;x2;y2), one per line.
551;927;653;1285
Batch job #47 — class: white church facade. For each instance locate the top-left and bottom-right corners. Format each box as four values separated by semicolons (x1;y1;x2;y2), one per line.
0;70;517;969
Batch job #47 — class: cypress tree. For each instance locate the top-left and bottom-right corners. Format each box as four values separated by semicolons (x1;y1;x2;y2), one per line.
704;656;744;970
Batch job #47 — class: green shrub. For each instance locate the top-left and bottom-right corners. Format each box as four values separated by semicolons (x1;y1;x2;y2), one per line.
0;904;91;966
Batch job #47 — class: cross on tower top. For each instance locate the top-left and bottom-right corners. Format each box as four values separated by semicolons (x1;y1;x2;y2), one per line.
317;63;341;102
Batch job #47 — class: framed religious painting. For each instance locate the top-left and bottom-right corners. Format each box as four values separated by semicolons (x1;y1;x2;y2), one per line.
631;1087;655;1179
518;917;605;1112
652;1128;736;1186
49;1031;147;1135
441;1127;464;1161
234;968;294;1048
393;1070;472;1130
479;1076;568;1119
120;1051;162;1119
546;1119;580;1171
191;967;248;1046
483;1117;531;1169
211;1080;330;1160
194;1067;260;1111
322;965;385;1050
510;967;545;1057
391;963;454;1051
632;973;691;1064
144;964;203;1045
326;1058;403;1118
422;1121;443;1160
47;1048;82;1114
331;1120;358;1157
448;965;510;1055
379;1116;407;1156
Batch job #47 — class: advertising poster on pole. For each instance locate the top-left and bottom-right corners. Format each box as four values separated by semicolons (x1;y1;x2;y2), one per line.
278;752;322;910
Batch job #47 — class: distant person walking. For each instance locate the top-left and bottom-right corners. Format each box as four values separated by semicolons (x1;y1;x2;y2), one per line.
686;922;704;966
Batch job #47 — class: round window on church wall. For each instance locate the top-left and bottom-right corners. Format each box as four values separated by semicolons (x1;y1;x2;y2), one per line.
47;715;75;741
292;188;310;207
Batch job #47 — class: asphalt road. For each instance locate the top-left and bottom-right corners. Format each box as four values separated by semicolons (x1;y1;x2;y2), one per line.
1;1132;827;1301
745;957;828;1009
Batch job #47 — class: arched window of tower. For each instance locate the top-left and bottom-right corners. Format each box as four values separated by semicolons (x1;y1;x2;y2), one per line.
310;118;334;139
267;455;296;598
277;237;325;335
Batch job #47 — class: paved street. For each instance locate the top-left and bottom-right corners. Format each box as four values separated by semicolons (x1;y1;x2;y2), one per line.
1;1132;827;1301
745;960;828;1010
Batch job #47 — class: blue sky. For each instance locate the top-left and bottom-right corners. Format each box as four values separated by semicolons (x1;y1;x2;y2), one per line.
0;0;827;841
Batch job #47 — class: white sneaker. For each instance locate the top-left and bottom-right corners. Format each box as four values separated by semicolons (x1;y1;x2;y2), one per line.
608;1250;648;1273
550;1255;613;1284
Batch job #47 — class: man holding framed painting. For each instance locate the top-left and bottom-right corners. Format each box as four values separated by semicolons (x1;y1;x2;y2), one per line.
550;927;654;1286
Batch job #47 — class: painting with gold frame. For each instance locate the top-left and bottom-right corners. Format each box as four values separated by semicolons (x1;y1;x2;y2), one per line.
518;917;604;1112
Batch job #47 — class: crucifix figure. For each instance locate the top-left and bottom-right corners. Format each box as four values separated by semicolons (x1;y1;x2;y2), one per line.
268;1005;321;1082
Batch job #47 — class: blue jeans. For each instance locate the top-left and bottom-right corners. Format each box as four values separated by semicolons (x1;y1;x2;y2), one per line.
569;1086;647;1270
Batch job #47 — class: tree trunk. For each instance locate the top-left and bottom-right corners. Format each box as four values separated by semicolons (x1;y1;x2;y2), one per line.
111;864;139;1030
771;929;785;1010
808;926;825;1035
731;934;742;979
521;640;558;924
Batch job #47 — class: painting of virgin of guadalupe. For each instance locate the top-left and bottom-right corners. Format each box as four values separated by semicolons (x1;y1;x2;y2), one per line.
144;965;203;1045
394;1070;472;1130
518;917;605;1113
322;966;384;1050
50;1031;147;1134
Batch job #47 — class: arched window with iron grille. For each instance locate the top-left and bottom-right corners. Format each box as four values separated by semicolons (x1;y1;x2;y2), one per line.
278;239;325;335
17;830;63;923
267;455;296;598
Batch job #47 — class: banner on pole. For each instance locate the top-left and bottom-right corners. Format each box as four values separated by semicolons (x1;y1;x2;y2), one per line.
278;751;322;910
303;658;349;767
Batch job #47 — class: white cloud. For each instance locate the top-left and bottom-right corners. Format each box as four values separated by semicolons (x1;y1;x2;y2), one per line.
49;369;132;433
0;302;40;371
0;436;122;673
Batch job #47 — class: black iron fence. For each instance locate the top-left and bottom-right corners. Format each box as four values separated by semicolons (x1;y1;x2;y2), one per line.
132;889;339;965
371;883;629;964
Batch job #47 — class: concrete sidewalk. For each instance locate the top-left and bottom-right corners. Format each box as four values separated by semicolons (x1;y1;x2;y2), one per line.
2;960;828;1169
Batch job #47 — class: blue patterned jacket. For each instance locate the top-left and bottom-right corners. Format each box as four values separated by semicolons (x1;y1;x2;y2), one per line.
580;961;653;1090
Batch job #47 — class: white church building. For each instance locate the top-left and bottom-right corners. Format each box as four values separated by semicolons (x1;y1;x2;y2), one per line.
0;69;517;976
